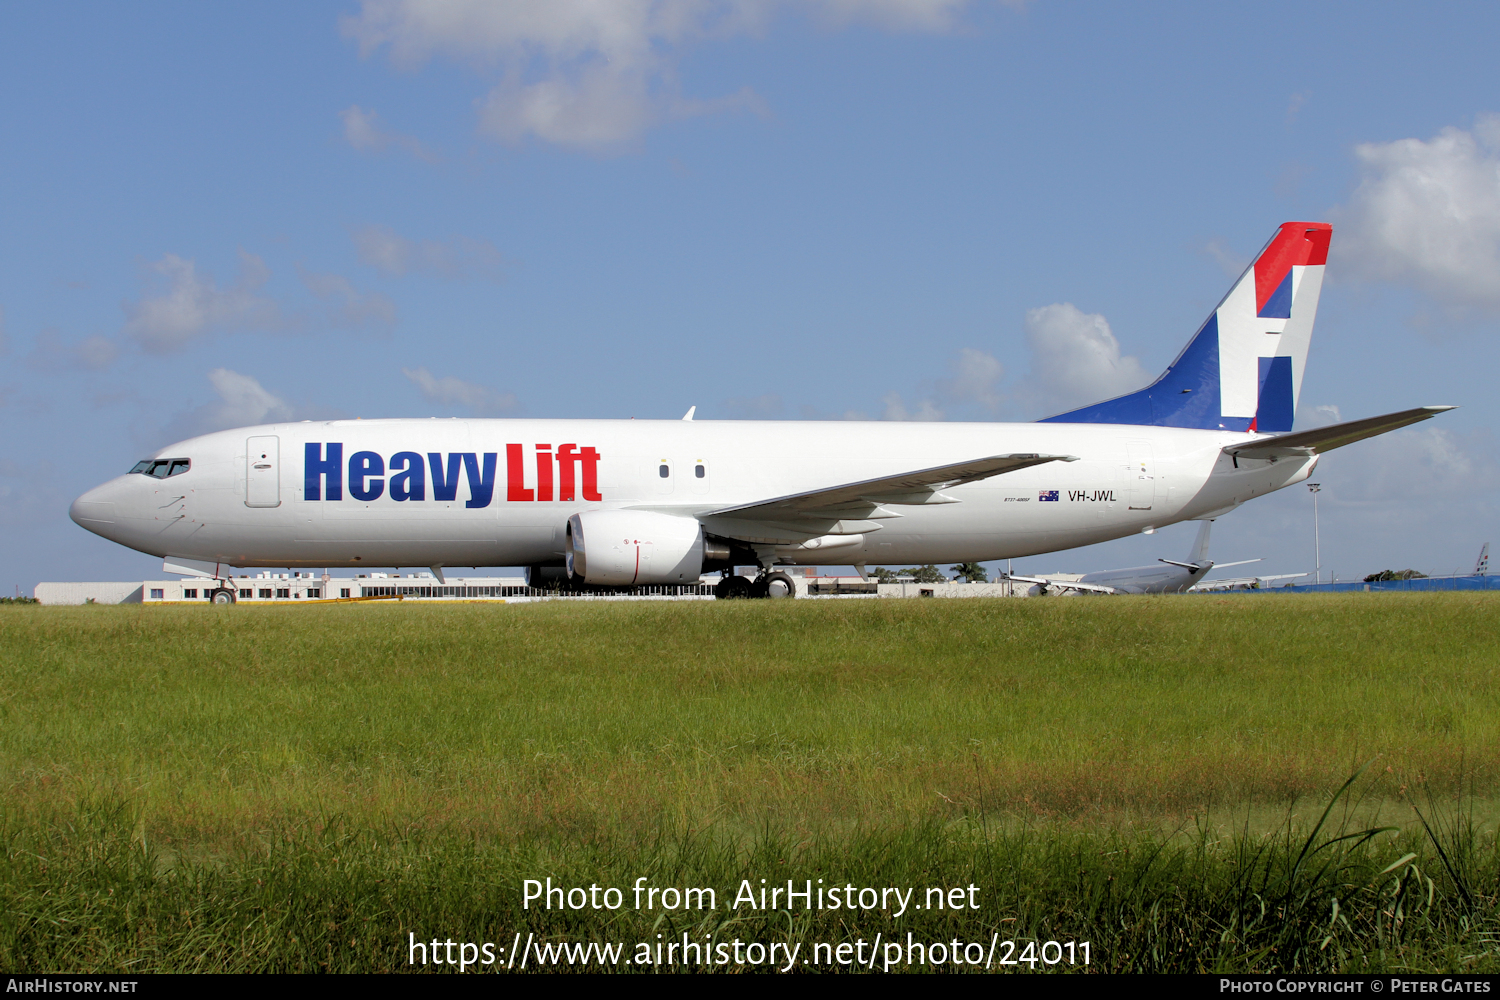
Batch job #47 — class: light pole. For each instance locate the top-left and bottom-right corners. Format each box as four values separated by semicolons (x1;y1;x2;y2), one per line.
1308;483;1322;585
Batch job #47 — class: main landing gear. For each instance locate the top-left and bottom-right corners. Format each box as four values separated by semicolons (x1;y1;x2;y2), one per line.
713;570;797;600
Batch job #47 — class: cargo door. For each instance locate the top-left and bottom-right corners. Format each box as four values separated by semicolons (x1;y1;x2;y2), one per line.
245;436;281;508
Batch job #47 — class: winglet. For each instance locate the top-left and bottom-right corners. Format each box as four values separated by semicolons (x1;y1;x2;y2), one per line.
682;406;696;421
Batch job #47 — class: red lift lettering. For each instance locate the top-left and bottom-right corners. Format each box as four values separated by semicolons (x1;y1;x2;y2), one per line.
506;444;533;502
581;446;602;501
535;444;553;502
556;443;578;501
504;444;603;501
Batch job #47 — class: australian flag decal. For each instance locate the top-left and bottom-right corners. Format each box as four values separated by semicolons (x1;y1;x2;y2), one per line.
1038;490;1059;501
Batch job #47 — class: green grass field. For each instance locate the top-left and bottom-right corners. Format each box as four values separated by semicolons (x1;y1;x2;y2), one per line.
3;594;1499;972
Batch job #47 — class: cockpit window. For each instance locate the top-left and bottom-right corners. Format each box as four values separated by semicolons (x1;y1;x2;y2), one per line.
130;458;191;479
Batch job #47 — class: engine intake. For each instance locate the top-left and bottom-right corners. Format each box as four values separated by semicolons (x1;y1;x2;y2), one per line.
566;510;706;585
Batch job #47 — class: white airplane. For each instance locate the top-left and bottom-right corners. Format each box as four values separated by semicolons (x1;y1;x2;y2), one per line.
1002;519;1262;595
1190;572;1308;592
71;221;1455;602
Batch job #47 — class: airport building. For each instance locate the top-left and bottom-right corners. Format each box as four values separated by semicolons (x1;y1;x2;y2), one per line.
33;569;1030;604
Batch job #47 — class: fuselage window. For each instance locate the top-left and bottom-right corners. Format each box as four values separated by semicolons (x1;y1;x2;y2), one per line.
695;464;705;478
659;464;670;478
130;458;191;479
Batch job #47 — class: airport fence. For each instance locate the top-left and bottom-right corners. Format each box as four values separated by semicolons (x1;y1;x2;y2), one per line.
1226;574;1498;595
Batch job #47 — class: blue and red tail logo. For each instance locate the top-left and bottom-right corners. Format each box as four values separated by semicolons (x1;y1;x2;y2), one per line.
1042;221;1331;434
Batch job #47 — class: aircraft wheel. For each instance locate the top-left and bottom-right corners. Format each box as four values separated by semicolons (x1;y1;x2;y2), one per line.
209;588;236;604
749;576;771;599
764;571;796;598
717;576;754;600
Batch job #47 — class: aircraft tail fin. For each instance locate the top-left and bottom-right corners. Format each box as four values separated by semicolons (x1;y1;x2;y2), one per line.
1478;542;1490;576
1188;520;1213;565
1041;222;1332;431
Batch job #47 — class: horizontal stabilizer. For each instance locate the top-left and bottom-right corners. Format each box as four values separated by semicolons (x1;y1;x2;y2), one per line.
1208;558;1262;571
1224;406;1456;462
705;453;1077;523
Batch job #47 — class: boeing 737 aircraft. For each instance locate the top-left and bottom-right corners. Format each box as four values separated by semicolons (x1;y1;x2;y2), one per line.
1003;519;1261;595
71;221;1454;600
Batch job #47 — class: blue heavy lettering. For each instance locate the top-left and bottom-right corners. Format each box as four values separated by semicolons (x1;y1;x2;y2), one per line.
462;452;497;509
305;442;343;501
349;451;385;502
389;451;425;502
429;453;461;502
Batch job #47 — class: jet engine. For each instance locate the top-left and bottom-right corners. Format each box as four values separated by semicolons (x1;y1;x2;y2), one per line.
566;510;706;585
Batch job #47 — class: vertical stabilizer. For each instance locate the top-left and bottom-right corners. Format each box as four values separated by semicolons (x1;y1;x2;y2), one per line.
1189;520;1213;566
1477;542;1490;576
1041;222;1331;431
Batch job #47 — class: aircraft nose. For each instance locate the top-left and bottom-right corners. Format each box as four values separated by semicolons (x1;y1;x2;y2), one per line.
70;480;125;537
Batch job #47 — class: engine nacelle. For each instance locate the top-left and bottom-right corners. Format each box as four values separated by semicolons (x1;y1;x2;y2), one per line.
566;510;706;586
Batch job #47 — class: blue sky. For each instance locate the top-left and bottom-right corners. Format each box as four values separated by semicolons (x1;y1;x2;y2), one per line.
4;1;1498;590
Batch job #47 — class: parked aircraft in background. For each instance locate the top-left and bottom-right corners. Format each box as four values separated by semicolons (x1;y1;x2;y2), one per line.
1477;543;1491;576
71;221;1454;600
1190;571;1308;592
1002;519;1261;595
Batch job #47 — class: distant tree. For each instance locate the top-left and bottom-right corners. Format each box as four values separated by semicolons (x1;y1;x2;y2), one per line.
908;564;947;583
872;567;902;583
949;562;989;583
1363;569;1429;582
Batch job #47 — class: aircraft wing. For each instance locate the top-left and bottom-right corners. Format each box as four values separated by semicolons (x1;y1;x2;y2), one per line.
1192;572;1308;591
1224;406;1455;463
1001;573;1118;595
702;453;1078;527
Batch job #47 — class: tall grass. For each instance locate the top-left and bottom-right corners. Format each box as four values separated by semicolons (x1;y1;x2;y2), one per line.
2;595;1498;970
3;787;1497;972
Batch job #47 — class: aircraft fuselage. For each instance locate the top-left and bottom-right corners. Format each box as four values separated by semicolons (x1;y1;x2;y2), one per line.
71;418;1315;570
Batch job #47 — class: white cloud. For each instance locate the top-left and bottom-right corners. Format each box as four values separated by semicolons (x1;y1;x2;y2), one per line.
880;390;943;421
1018;303;1150;416
1330;425;1494;506
300;268;398;330
1200;238;1249;278
403;366;519;415
1333;115;1500;312
724;393;784;418
123;251;282;353
1303;403;1342;428
936;346;1003;412
160;369;296;442
341;0;981;151
26;330;120;373
352;224;508;281
340;105;438;162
